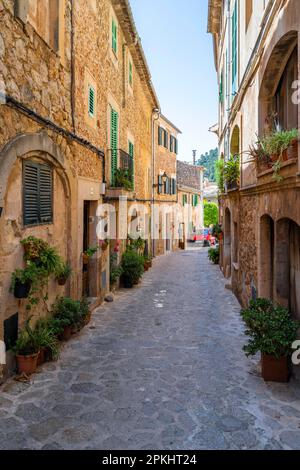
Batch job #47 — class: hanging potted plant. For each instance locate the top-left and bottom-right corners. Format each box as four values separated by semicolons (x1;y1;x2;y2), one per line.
241;298;300;383
14;319;40;375
11;269;32;299
55;262;72;286
99;238;110;252
21;236;48;266
82;246;98;265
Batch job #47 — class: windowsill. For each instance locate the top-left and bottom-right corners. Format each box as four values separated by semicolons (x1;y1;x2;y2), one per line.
257;158;297;178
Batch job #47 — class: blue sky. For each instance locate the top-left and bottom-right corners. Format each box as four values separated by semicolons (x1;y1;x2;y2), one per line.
130;0;218;162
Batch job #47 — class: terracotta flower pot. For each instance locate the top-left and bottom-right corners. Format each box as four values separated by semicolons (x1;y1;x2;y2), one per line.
37;348;46;366
60;325;72;341
261;353;290;383
57;277;67;286
16;353;39;375
287;139;298;161
82;253;89;265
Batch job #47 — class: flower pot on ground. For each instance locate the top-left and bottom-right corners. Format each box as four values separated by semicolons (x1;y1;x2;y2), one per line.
122;276;133;289
34;319;59;362
208;247;219;265
121;250;144;288
50;297;89;340
241;298;300;383
14;318;40;375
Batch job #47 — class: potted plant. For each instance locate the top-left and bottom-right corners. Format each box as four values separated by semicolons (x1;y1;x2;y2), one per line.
14;318;40;375
212;223;223;242
82;246;98;265
55;262;72;286
121;250;144;288
208;246;219;265
50;297;87;340
99;239;110;251
34;319;60;365
21;236;48;265
11;269;32;299
223;155;240;190
241;298;300;383
110;253;123;286
143;256;152;271
113;168;133;191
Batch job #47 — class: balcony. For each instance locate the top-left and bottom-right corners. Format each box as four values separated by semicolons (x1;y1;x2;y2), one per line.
106;149;134;198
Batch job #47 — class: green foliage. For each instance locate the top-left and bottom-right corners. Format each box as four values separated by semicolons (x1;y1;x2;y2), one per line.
55;262;72;281
85;246;98;258
21;236;48;260
127;236;145;254
215;159;225;192
113;168;133;191
263;129;298;157
50;297;88;336
240;298;300;358
14;318;40;356
204;202;218;227
110;253;123;285
197;148;218;182
34;319;60;360
121;250;144;284
208;246;220;264
212;223;223;239
223;155;240;187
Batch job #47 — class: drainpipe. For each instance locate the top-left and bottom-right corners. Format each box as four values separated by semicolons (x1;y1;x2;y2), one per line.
151;108;161;257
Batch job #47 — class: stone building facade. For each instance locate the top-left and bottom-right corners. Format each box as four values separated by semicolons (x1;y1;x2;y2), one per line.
208;0;300;316
0;0;176;381
177;161;204;242
152;114;181;256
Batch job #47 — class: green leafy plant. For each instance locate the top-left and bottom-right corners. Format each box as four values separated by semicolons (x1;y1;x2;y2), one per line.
14;318;40;356
113;168;133;191
215;158;225;192
223;155;240;188
121;250;144;284
110;253;123;285
55;262;72;282
21;236;48;261
208;247;219;264
34;319;60;361
212;223;223;239
241;298;300;359
85;246;98;258
50;297;89;336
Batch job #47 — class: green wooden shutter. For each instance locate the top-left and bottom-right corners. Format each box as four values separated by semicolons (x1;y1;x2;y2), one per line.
232;1;238;95
23;161;39;226
158;175;163;194
111;107;118;184
112;19;117;54
128;141;134;186
129;60;133;86
172;178;176;195
158;127;163;145
170;136;173;152
88;86;95;117
164;130;168;148
39;163;53;223
174;138;178;155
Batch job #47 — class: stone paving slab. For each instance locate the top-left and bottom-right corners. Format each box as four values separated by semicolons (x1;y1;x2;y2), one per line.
1;248;300;449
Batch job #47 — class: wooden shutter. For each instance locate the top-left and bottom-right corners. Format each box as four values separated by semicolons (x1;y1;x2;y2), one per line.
231;1;238;94
39;163;53;223
172;178;176;195
164;130;168;148
23;161;39;226
112;19;117;54
111;107;118;183
174;138;178;155
158;127;163;145
128;141;134;186
158;175;162;194
23;161;53;226
88;86;95;117
170;136;174;152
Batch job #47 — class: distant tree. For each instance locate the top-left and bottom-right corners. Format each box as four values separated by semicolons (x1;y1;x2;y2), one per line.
197;148;218;182
204;202;218;227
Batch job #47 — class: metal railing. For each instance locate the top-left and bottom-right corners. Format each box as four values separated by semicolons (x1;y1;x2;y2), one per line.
109;149;134;189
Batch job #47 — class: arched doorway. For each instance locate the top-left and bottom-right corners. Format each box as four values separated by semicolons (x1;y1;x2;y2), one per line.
259;215;275;299
276;218;300;320
224;208;231;278
230;125;240;157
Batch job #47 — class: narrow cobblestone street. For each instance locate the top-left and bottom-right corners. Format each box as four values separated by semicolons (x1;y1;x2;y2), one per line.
1;249;300;450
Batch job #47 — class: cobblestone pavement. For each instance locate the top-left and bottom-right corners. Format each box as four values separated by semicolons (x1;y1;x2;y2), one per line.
1;248;300;450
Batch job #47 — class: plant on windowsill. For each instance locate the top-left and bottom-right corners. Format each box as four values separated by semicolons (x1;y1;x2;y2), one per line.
112;168;133;191
215;158;225;193
223;155;240;190
241;298;300;383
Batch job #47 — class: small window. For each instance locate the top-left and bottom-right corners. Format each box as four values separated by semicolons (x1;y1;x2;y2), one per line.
23;160;53;226
129;60;133;87
112;18;118;54
88;85;95;117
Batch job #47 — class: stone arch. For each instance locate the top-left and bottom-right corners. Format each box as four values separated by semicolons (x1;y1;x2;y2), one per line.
258;30;298;134
230;125;240;156
224;207;231;278
259;214;275;300
0;131;70;206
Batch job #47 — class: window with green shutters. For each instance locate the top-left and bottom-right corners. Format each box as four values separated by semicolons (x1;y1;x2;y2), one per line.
192;194;199;207
174;138;178;155
157;175;163;194
110;107;118;184
182;194;188;206
231;1;238;96
112;18;117;55
88;85;95;117
23;160;53;226
164;130;168;149
129;60;133;87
